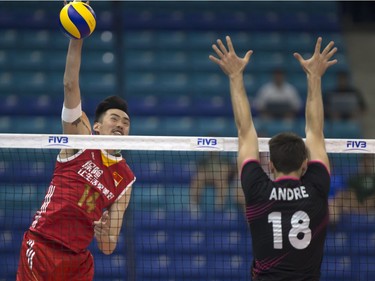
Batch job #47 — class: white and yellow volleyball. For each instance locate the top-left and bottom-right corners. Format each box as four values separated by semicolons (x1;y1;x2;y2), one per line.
59;1;96;39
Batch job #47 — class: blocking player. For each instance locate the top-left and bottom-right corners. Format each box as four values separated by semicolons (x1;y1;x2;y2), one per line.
210;36;336;280
16;38;136;280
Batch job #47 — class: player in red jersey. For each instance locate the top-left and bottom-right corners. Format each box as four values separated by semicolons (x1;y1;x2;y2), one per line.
16;36;136;280
210;37;336;280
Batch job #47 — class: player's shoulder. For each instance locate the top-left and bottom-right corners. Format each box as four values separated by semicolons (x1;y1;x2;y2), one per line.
241;159;262;173
307;160;330;175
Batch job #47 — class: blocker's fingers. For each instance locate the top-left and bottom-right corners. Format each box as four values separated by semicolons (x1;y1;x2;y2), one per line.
314;37;322;54
212;44;224;58
293;52;303;63
326;47;338;60
226;36;235;53
217;39;228;55
322;41;335;56
209;54;221;65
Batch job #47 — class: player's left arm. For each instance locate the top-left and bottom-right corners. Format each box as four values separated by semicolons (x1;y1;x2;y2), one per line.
209;36;258;171
94;186;133;255
294;37;337;172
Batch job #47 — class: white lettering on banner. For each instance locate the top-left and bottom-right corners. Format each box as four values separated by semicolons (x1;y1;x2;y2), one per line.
269;186;309;201
78;160;114;200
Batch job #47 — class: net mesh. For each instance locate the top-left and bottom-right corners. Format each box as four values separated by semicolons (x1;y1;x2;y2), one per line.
0;134;374;281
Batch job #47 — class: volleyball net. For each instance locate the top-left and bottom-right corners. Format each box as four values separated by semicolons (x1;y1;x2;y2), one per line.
0;134;374;281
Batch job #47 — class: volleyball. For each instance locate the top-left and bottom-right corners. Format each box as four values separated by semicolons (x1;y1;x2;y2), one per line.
59;1;96;39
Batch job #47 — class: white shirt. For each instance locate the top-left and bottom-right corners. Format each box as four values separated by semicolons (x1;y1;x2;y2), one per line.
254;82;302;112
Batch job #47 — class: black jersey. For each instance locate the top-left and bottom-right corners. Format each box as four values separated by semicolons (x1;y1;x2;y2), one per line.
241;160;330;281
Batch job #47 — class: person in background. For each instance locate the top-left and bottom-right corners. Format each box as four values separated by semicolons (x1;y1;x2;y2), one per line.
190;151;240;212
210;36;336;280
324;70;367;121
253;68;303;120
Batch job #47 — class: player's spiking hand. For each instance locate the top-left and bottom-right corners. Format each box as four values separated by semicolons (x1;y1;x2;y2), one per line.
209;36;253;79
294;37;338;78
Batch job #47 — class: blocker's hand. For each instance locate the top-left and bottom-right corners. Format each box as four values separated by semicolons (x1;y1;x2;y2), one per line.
293;37;338;78
209;36;253;78
93;210;110;239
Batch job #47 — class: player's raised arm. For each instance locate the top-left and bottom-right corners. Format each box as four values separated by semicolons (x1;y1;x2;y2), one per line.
294;37;337;171
209;36;258;170
62;39;91;135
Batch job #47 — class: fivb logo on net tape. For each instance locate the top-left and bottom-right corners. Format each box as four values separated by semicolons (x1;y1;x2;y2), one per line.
192;137;222;150
345;140;368;152
46;135;71;147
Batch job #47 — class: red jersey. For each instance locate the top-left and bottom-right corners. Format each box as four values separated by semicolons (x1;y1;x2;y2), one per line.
30;149;136;253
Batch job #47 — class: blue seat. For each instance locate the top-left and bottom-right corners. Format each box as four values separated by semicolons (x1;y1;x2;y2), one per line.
335;213;375;234
262;119;305;137
321;255;353;281
131;209;171;230
131;161;191;183
190;51;216;72
0;159;54;183
251;32;283;51
83;30;115;51
0;209;36;231
6;71;61;94
80;72;117;95
131;183;169;210
250;51;286;72
187;31;219;49
93;254;127;278
0;230;24;253
324;231;351;256
325;120;363;139
0;253;19;279
162;117;195;136
135;253;172;279
0;184;40;208
171;229;208;255
134;229;173;255
155;31;188;49
350;231;375;256
10;49;44;71
223;31;252;51
125;72;189;97
284;32;315;52
206;229;252;255
129;116;162;136
191;72;227;95
355;257;375;281
124;50;158;70
196;117;236;137
0;94;60;116
173;254;210;279
208;253;250;280
0;29;19;48
123;31;155;49
81;50;116;72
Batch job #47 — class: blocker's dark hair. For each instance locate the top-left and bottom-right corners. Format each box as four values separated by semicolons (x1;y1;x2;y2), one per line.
268;132;308;174
94;96;128;122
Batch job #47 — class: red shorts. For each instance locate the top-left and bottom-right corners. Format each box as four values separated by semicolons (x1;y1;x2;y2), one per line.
16;230;94;281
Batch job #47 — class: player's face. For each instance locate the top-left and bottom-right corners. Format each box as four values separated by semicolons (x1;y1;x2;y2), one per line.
94;109;130;136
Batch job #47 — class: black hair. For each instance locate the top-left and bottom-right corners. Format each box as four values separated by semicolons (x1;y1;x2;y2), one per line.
268;132;308;174
94;96;128;122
